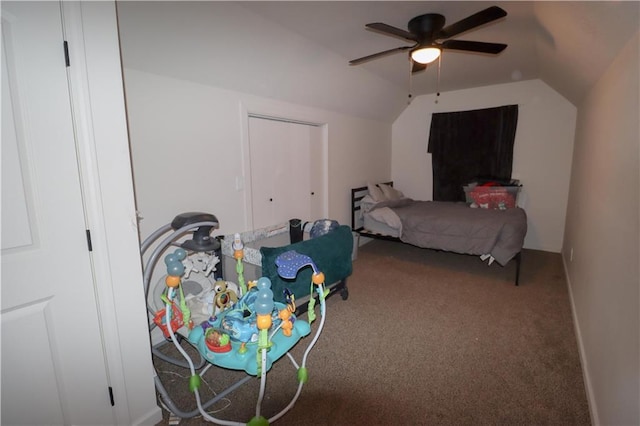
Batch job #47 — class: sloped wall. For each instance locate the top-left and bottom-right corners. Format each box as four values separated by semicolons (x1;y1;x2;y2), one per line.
116;1;405;124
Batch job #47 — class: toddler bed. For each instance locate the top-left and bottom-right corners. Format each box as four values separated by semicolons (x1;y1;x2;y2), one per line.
351;182;527;285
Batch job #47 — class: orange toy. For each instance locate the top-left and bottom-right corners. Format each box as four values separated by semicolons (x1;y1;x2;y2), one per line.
278;309;293;337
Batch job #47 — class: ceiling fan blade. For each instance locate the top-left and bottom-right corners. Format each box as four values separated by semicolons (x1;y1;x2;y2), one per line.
411;61;427;74
366;22;419;42
438;6;507;39
349;46;412;65
441;39;507;54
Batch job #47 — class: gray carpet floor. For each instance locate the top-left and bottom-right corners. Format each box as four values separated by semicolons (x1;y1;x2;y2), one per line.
154;240;591;425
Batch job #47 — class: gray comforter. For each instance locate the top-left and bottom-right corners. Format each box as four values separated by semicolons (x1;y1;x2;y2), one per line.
378;199;527;266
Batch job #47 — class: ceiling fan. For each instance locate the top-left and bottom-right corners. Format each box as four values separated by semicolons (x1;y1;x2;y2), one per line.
349;6;508;73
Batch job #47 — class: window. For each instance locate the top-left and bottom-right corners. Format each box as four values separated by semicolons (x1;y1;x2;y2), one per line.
427;104;518;202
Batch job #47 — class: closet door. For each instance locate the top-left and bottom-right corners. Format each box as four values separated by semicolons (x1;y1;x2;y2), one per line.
248;117;316;229
308;124;324;217
280;121;312;222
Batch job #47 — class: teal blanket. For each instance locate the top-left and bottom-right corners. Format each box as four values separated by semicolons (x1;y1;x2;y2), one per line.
260;225;353;303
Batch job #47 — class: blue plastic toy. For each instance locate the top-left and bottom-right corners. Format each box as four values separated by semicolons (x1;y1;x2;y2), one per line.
186;282;312;375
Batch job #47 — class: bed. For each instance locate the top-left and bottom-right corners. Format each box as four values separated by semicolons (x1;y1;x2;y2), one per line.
351;182;527;285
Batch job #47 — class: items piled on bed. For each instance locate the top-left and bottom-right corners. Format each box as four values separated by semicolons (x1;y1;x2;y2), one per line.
463;178;522;210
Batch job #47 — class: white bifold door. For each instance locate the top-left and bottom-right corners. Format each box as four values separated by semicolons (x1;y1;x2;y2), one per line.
248;116;324;230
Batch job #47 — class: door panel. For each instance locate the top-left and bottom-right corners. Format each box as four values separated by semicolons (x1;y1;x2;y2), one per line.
1;300;65;425
248;116;318;229
1;45;33;249
248;117;281;229
1;2;114;424
278;123;311;223
308;125;324;218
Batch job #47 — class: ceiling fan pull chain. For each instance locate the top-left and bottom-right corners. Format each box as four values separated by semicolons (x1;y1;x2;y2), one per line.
408;58;413;104
435;54;442;104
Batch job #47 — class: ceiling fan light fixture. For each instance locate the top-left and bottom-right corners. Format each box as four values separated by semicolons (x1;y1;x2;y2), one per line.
411;46;441;64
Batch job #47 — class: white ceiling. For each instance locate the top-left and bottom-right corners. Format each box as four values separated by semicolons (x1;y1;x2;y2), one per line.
116;1;639;122
241;1;638;102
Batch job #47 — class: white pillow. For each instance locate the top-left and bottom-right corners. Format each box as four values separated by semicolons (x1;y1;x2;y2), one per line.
360;194;376;212
379;183;404;201
367;182;387;202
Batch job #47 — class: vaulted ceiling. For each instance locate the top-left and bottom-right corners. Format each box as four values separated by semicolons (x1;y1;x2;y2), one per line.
117;1;639;122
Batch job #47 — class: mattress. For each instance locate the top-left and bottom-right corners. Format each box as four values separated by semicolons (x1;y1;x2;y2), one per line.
363;214;401;238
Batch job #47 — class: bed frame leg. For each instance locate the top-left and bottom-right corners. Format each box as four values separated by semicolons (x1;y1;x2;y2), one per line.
514;252;522;286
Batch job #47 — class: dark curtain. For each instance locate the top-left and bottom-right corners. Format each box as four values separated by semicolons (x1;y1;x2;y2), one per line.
427;105;518;202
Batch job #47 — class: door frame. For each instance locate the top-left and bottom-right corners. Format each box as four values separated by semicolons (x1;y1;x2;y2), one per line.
240;102;329;231
60;2;161;424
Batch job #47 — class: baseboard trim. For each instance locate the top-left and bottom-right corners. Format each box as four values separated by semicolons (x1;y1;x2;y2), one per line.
132;406;163;426
562;253;599;425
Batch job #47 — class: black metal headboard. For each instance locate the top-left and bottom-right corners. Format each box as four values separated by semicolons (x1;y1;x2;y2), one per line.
351;181;393;231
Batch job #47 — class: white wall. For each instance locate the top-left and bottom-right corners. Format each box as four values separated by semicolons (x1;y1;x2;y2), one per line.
123;69;391;240
563;31;639;426
392;79;577;252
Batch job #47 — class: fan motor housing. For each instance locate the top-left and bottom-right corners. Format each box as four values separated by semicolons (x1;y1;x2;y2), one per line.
408;13;445;40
